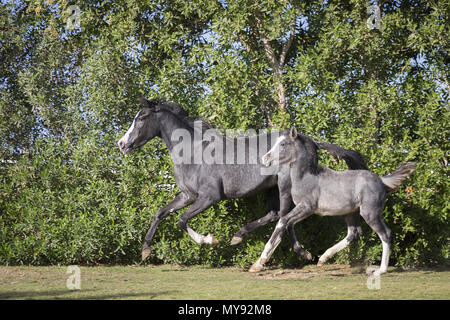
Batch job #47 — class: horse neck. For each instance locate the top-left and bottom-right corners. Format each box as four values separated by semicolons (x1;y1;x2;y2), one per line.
290;156;309;184
157;111;194;152
289;146;320;187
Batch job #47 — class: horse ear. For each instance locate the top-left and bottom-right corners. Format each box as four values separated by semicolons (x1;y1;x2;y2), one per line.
290;126;298;138
139;96;150;108
140;97;161;111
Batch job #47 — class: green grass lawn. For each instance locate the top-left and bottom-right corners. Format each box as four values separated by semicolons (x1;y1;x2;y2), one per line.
0;264;449;300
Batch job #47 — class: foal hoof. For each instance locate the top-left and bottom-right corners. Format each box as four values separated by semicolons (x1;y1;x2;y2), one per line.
304;252;313;261
249;263;264;273
141;248;152;261
230;236;243;246
293;242;312;260
205;233;219;245
249;258;266;273
317;260;325;267
298;249;313;261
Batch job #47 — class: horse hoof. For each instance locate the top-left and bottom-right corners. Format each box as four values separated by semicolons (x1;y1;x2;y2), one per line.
249;263;264;273
205;234;219;245
317;260;325;267
230;236;243;245
142;248;151;261
298;250;313;261
293;243;313;260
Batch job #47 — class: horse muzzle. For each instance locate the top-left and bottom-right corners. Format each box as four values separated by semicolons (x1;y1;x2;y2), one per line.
117;138;134;155
261;153;272;167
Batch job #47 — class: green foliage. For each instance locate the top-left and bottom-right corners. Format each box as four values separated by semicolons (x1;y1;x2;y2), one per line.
0;0;448;267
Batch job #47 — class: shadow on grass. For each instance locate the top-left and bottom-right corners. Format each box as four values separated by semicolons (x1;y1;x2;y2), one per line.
0;289;178;300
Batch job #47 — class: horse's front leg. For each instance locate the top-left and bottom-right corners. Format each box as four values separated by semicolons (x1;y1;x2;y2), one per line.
249;203;314;272
142;192;194;261
277;171;313;261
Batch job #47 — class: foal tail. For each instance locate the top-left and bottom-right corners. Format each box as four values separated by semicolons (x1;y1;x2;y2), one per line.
381;162;417;193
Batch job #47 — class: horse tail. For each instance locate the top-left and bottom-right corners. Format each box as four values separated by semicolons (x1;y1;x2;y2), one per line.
315;141;369;170
381;162;417;193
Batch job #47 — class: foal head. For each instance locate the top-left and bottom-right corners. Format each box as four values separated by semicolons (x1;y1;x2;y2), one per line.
262;127;300;167
262;126;320;174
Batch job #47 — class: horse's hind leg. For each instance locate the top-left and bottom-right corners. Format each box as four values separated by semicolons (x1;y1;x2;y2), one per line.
317;213;362;266
230;210;279;245
361;207;392;275
231;188;280;245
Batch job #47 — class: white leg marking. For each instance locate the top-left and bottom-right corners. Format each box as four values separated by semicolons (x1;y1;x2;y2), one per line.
318;238;350;264
187;227;205;244
259;221;284;263
379;240;390;274
203;234;214;244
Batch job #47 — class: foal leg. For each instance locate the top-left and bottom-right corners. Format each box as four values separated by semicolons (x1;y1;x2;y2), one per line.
361;207;392;275
231;188;280;245
277;170;313;260
317;213;363;266
232;187;313;260
279;191;314;261
142;192;194;260
230;210;278;245
249;203;314;272
287;224;313;261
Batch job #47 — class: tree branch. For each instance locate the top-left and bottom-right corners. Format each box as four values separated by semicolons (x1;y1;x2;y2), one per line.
237;34;252;53
279;16;296;67
254;14;281;75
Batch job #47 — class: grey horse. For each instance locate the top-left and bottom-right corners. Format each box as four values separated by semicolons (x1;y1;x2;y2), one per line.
117;98;369;262
250;127;416;275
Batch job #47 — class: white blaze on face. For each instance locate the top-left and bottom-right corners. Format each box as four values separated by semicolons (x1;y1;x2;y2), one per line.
262;135;285;166
118;110;141;152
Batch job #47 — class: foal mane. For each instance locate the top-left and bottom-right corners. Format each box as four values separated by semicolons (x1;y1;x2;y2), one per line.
296;133;322;175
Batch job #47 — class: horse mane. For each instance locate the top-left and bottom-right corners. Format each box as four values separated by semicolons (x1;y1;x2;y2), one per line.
151;97;216;134
151;98;367;174
296;133;322;175
295;132;368;175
